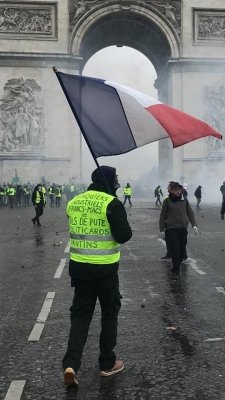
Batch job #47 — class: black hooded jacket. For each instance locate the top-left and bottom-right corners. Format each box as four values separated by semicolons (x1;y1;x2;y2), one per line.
69;166;132;282
32;185;45;206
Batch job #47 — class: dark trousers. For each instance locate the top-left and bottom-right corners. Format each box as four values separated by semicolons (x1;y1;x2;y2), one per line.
167;228;187;271
196;197;201;208
8;196;14;208
165;229;187;259
56;197;61;207
155;195;162;205
25;195;30;205
33;205;43;225
123;195;132;206
62;272;121;372
50;194;54;207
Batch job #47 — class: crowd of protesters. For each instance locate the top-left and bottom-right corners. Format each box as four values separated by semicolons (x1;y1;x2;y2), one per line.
0;181;87;208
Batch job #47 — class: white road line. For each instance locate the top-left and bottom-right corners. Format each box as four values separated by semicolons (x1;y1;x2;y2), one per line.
64;241;70;253
54;258;67;279
185;258;206;275
158;238;166;246
215;287;225;295
147;285;159;298
4;380;26;400
28;323;45;342
37;292;55;322
28;292;55;342
204;338;225;342
158;238;206;276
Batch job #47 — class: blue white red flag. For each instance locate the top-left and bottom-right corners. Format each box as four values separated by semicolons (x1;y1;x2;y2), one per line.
55;71;222;158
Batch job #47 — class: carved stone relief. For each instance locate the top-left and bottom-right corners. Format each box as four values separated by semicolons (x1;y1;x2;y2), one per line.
194;9;225;43
0;2;57;40
146;0;181;34
69;0;181;35
204;79;225;154
0;78;45;153
69;0;99;29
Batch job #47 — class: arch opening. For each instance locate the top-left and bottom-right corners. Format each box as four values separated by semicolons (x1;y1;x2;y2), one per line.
73;10;174;75
82;46;159;187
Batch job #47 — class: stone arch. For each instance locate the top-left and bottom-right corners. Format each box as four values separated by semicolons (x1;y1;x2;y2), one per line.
70;2;180;74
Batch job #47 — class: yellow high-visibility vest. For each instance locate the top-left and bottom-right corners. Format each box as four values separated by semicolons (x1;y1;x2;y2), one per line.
67;190;120;264
35;191;41;204
124;187;132;196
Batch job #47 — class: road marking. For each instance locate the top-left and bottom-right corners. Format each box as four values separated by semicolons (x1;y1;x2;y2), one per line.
54;258;67;278
204;337;225;342
64;241;70;253
158;240;206;276
4;380;26;400
215;287;225;295
158;238;166;246
28;323;45;342
28;292;55;341
185;258;206;275
147;285;160;298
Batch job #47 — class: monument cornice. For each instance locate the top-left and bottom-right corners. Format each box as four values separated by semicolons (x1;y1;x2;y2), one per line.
167;57;225;73
0;52;83;69
0;154;71;161
169;57;225;64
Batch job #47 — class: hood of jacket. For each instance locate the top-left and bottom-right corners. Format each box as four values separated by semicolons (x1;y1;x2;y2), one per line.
89;166;117;195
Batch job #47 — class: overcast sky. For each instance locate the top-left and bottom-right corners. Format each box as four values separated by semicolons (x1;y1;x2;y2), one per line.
82;45;158;184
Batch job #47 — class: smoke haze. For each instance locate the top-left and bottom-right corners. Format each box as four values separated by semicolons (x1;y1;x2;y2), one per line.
82;45;158;185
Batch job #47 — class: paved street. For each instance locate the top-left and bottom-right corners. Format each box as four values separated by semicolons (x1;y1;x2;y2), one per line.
1;201;225;400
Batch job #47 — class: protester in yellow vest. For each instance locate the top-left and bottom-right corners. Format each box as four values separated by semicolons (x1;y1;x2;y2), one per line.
55;185;62;207
63;165;132;386
7;185;16;209
31;184;45;226
123;183;133;207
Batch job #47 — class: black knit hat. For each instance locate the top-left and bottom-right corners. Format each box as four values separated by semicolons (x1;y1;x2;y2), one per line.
170;182;183;190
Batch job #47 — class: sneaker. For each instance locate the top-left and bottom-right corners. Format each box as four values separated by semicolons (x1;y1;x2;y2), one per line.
32;218;36;225
161;256;171;261
100;360;124;377
64;367;78;386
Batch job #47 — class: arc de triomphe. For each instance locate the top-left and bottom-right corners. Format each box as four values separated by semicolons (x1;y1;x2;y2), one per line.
0;0;224;184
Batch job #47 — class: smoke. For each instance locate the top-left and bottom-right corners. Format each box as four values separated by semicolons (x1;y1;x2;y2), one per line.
82;45;158;183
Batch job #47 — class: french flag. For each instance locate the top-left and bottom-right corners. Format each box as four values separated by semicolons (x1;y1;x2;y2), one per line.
55;71;222;158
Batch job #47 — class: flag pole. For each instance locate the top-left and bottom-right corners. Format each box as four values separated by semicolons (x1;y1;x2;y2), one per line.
53;67;112;194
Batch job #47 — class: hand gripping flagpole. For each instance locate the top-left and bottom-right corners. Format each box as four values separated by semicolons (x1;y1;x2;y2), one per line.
53;67;112;194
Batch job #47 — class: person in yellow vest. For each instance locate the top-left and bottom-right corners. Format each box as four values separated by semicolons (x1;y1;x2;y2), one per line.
48;185;55;207
7;184;16;209
41;185;47;206
55;185;62;207
123;183;133;207
62;165;132;387
31;184;45;226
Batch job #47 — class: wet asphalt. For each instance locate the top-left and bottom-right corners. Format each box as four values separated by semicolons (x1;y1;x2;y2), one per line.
0;200;225;400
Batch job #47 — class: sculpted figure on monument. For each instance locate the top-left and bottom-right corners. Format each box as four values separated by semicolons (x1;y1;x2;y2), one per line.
198;15;225;40
146;0;181;33
69;0;102;28
0;78;45;152
0;6;52;34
